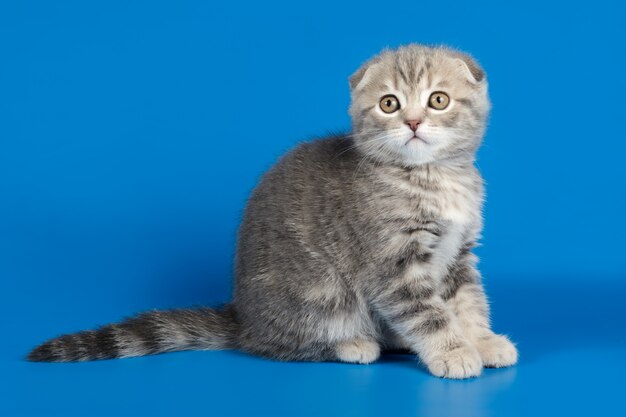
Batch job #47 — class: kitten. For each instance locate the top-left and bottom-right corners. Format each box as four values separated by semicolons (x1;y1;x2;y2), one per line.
29;44;518;379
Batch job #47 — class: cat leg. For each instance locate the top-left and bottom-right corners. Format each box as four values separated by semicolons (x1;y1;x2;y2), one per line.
335;338;381;364
446;283;517;368
442;253;518;368
372;280;482;379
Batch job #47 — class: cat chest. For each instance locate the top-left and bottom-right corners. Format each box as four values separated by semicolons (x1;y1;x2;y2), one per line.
376;174;480;228
375;174;480;274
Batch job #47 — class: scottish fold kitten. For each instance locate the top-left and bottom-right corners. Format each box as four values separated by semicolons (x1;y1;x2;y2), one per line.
29;44;517;379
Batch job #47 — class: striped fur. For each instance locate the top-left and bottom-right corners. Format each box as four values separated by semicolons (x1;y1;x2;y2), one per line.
29;44;517;378
29;307;237;362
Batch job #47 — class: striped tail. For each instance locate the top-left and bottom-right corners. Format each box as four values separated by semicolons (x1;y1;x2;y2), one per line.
28;306;238;362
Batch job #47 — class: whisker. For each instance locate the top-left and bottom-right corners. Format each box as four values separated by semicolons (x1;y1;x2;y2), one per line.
334;130;404;159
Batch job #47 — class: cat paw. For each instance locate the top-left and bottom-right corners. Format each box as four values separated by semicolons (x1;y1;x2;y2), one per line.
425;343;483;379
474;334;518;368
336;339;381;364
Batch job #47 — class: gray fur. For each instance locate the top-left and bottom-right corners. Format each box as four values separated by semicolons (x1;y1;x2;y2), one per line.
29;44;517;378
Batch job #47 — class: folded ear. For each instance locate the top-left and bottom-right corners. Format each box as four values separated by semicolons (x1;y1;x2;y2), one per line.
349;56;382;91
452;52;486;83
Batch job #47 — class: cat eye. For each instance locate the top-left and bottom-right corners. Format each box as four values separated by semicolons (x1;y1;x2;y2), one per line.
428;92;450;110
379;95;400;113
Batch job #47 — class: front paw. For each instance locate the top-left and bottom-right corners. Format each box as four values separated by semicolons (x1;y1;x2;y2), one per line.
425;343;483;379
474;334;518;368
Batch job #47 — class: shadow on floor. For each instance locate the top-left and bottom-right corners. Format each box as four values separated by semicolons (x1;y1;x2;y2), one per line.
485;278;626;363
150;254;626;367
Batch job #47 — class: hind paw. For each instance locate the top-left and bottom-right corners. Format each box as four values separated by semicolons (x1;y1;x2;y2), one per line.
336;339;381;364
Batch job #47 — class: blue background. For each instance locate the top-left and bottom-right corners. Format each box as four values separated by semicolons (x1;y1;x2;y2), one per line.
1;1;625;416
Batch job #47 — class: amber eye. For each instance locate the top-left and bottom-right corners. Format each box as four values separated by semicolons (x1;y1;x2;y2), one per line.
428;92;450;110
379;95;400;113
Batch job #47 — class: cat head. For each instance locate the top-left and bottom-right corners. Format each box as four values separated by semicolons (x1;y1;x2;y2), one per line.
348;44;490;166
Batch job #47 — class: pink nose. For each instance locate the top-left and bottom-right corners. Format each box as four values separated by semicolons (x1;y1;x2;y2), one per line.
405;120;421;132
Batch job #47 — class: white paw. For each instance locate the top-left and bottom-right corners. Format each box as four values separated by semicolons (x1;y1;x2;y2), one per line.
426;343;483;379
336;339;381;364
474;334;518;368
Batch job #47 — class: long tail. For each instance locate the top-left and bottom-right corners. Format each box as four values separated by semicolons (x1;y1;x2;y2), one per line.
28;306;238;362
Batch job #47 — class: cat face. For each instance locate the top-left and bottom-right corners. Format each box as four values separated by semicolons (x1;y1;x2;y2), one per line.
349;45;490;166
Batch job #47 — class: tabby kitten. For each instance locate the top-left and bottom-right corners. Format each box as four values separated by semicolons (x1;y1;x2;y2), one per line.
29;44;518;379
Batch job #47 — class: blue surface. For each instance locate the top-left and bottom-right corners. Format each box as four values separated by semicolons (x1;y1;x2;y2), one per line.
1;1;625;416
